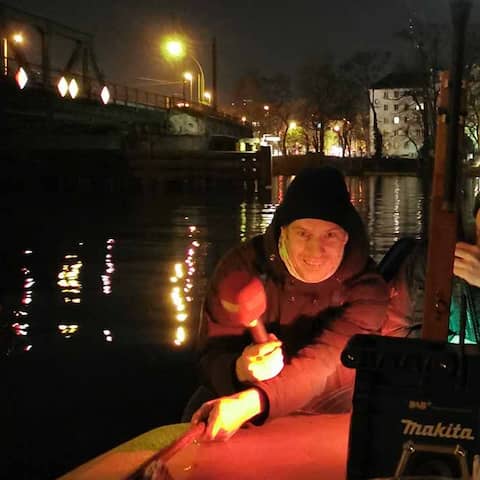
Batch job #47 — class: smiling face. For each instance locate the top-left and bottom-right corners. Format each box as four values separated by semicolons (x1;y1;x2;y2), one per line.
282;218;349;283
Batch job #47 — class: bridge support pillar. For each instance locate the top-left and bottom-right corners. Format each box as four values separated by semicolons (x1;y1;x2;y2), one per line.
38;24;52;88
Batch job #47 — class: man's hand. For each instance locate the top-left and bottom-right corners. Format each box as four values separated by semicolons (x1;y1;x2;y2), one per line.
191;388;265;441
235;334;284;382
454;242;480;287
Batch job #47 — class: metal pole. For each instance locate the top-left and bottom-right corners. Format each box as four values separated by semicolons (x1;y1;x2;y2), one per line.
212;36;217;110
189;54;205;103
0;4;8;76
39;24;51;88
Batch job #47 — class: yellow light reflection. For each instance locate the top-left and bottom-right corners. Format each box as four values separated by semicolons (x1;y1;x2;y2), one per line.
11;251;35;349
101;239;115;295
170;225;201;346
103;329;113;342
58;324;79;338
174;263;184;278
174;326;186;346
57;254;83;304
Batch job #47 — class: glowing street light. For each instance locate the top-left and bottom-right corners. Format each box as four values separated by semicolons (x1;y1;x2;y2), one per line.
165;39;185;58
289;121;297;130
12;33;24;44
162;37;205;104
203;91;212;105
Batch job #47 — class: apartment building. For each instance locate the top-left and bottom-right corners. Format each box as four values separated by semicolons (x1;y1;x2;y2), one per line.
369;73;424;158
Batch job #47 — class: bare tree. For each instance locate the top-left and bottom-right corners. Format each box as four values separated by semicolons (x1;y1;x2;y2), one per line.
396;16;448;200
260;74;297;155
340;51;391;159
298;60;342;157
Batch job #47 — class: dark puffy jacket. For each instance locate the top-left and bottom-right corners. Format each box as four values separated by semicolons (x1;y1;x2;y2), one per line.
198;207;389;420
387;239;480;343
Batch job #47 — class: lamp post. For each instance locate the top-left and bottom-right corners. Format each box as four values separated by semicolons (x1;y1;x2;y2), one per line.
164;39;205;104
183;71;193;101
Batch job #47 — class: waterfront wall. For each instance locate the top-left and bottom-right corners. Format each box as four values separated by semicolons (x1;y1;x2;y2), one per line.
272;154;420;176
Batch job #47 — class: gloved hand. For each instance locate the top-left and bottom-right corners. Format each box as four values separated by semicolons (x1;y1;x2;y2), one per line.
454;242;480;287
235;334;284;383
191;388;265;441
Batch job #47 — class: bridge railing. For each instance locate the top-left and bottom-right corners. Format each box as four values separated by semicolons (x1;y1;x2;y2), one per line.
5;57;246;125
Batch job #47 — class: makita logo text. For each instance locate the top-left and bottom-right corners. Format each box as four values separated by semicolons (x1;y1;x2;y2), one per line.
401;419;475;440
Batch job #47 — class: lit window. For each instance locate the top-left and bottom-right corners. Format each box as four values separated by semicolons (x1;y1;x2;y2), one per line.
394;116;400;124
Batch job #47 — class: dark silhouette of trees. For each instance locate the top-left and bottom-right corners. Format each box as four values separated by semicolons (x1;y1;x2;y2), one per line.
298;60;341;157
340;51;391;159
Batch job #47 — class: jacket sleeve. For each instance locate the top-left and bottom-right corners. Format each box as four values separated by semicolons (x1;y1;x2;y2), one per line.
197;245;256;397
254;268;388;420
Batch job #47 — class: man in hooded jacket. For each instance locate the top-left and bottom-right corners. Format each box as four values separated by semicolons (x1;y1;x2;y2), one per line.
191;167;392;440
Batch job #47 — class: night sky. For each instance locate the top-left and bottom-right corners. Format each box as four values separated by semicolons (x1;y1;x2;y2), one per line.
6;0;478;104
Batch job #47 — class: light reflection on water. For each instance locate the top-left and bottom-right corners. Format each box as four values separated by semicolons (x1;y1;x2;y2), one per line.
2;175;479;356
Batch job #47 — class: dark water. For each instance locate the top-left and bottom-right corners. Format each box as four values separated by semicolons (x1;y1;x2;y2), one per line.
2;174;479;479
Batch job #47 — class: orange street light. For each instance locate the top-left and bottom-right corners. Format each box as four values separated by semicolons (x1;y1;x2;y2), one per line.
12;33;24;44
162;37;205;104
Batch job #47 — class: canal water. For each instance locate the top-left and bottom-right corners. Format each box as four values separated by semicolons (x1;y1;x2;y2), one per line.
2;174;479;479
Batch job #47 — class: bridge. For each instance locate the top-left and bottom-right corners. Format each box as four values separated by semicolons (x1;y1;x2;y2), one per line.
1;3;258;193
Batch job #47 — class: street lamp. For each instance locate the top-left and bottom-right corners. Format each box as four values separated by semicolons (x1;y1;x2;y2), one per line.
163;38;205;104
12;33;24;45
203;91;212;105
183;71;193;101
